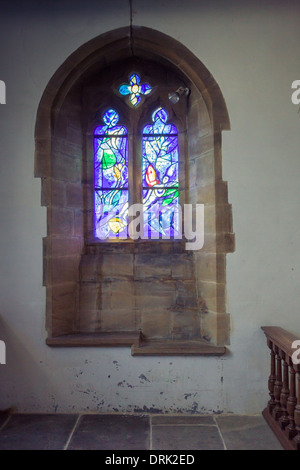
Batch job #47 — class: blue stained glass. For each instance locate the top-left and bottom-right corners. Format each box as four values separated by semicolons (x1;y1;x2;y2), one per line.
103;108;119;126
130;73;140;85
131;94;141;106
118;84;131;96
143;190;180;239
118;73;152;107
94;109;129;239
95;189;128;239
142;107;179;238
140;83;152;95
94;136;128;189
143;108;177;135
94;109;126;136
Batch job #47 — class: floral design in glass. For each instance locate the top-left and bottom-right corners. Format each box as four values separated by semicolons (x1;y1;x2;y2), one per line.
118;73;152;106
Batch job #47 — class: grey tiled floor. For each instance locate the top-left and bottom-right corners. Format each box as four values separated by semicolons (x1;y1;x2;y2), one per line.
0;410;283;450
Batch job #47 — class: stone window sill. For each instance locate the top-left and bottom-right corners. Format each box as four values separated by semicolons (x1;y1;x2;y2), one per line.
131;339;226;356
85;239;187;255
46;332;226;356
46;332;141;348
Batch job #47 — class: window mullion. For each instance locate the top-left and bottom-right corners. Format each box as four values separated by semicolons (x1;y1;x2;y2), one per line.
128;131;135;208
131;127;143;207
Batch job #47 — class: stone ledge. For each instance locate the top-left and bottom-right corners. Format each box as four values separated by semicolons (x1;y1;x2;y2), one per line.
85;239;187;254
46;333;226;356
46;331;141;347
131;339;226;356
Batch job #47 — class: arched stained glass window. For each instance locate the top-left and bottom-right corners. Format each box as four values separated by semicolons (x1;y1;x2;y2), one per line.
142;107;180;239
94;109;128;239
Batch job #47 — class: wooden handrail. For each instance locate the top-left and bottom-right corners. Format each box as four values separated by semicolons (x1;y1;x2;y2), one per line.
261;326;300;450
262;326;300;358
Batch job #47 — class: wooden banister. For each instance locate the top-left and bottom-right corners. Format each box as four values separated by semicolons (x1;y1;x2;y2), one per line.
262;327;300;358
262;326;300;450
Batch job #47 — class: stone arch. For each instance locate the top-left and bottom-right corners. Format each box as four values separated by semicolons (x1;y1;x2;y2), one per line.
35;26;234;351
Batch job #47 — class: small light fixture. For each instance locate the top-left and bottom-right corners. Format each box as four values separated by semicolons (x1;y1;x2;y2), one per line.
168;86;190;104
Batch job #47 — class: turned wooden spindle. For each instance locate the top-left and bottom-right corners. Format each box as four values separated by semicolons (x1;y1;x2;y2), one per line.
293;366;300;450
273;345;283;420
267;339;276;413
286;360;297;439
279;351;290;429
261;326;300;450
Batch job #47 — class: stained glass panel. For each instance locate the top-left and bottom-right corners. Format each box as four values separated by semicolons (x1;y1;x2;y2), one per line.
95;189;128;239
142;107;180;238
94;136;128;189
94;109;128;239
143;189;180;239
118;73;152;107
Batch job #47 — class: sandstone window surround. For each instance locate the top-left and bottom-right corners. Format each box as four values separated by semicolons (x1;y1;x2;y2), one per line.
35;26;234;355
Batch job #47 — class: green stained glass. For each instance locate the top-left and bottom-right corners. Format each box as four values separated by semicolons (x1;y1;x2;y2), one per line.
102;150;117;170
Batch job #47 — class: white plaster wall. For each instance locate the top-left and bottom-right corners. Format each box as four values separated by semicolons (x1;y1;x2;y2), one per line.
0;0;299;414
